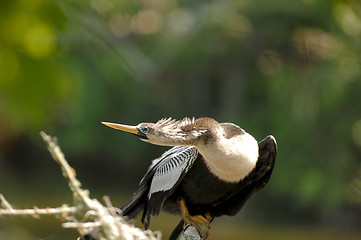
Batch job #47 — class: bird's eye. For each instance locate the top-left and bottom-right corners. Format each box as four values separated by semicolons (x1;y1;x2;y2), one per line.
140;126;149;134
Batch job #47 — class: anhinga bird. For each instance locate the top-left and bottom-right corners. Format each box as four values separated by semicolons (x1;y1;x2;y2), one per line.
102;117;277;239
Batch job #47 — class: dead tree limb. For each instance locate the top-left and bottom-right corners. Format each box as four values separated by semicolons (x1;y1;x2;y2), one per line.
180;225;202;240
0;131;161;240
0;131;203;240
0;194;76;217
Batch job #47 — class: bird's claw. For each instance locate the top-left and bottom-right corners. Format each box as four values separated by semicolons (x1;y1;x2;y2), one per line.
183;214;211;239
179;199;212;239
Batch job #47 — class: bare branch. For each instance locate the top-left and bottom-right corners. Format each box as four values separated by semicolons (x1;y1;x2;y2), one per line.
0;205;76;217
40;131;89;205
0;194;14;210
0;131;161;240
180;225;202;240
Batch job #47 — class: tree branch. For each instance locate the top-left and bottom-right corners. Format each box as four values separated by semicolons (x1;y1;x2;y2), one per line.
40;131;89;205
180;225;202;240
0;131;161;240
0;131;204;240
0;194;76;217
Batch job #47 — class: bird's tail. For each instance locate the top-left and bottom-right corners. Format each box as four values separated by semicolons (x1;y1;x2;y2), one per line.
169;219;184;240
119;184;148;220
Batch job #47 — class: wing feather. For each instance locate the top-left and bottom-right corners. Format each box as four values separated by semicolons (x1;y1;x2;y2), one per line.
141;146;198;228
148;146;197;196
139;146;187;185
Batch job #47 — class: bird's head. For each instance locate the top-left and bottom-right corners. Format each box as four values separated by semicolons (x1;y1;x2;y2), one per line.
102;117;215;146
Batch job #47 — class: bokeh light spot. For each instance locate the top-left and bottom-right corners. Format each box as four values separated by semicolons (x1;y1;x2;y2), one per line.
333;4;361;36
131;9;163;35
257;50;283;76
24;22;56;58
226;14;253;39
167;9;195;36
109;13;131;38
292;27;342;60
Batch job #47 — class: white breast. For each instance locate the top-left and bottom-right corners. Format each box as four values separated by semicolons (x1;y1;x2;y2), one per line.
197;132;259;183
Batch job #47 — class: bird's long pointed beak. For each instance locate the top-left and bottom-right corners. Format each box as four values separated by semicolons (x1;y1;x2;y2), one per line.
101;121;148;139
101;122;139;134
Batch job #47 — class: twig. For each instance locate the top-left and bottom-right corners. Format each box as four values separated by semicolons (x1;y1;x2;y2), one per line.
40;131;89;205
0;194;14;210
0;131;161;240
39;131;161;240
0;205;76;217
63;221;103;228
0;131;202;239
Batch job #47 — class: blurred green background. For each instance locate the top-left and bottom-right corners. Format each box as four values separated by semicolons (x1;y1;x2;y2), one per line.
0;0;361;239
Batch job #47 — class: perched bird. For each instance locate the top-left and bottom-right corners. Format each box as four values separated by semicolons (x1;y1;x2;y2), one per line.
102;117;277;239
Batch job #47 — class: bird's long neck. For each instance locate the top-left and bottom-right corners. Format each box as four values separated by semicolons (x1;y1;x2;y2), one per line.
146;117;259;182
195;130;259;183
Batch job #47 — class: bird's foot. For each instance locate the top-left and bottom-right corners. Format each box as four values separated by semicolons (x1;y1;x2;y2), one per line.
183;214;211;239
180;200;212;239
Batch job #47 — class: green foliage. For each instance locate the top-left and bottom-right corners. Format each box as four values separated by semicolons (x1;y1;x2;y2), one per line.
1;0;361;234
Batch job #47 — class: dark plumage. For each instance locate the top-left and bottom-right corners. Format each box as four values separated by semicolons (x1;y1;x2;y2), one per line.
102;117;277;239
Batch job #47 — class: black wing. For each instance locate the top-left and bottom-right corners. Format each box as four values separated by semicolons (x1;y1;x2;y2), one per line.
120;146;198;229
218;135;277;216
